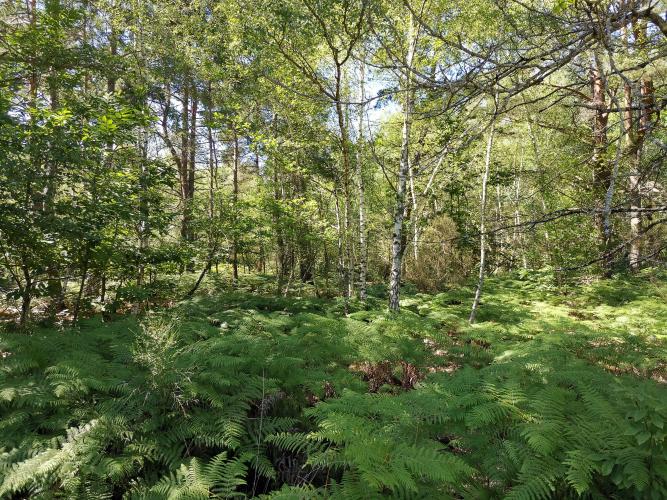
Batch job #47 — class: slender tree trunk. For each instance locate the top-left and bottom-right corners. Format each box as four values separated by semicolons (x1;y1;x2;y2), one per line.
108;25;117;94
232;131;239;284
180;81;191;243
207;86;216;222
343;89;355;300
388;13;416;312
73;249;90;324
627;18;654;269
19;266;32;328
137;124;149;284
186;261;212;298
40;0;66;314
513;158;527;269
356;60;368;301
589;52;612;271
334;74;353;312
599;57;627;276
469;114;496;324
409;162;418;261
29;0;37;102
186;85;198;272
271;115;288;291
334;192;346;300
188;85;197;204
186;244;217;297
524;101;554;267
624;79;640;270
494;184;503;273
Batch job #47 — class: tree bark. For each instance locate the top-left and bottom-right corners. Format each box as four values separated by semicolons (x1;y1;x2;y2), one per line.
388;13;416;312
356;60;368;301
19;266;32;328
469;108;496;324
72;249;90;324
589;51;612;271
179;83;189;241
334;192;346;300
627;19;655;270
625;79;640;270
137;123;149;284
44;0;65;315
232;131;239;284
108;24;117;94
334;72;353;312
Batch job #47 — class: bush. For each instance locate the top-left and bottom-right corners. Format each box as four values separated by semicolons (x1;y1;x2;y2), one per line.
404;215;473;292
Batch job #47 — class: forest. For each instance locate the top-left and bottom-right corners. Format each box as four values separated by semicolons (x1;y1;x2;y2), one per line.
0;0;666;497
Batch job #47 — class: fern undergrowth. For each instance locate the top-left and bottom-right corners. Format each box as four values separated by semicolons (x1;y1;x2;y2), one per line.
1;270;666;498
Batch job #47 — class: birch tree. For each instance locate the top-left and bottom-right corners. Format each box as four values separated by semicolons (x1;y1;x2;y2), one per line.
469;95;497;324
388;11;417;311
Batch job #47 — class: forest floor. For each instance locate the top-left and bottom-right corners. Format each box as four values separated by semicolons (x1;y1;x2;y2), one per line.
1;270;667;497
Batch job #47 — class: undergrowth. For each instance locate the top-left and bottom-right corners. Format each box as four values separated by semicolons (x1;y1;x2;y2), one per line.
1;270;666;498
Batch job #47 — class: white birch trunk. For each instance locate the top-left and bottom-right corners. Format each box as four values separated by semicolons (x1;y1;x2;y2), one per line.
469;114;496;324
388;14;416;312
357;60;368;301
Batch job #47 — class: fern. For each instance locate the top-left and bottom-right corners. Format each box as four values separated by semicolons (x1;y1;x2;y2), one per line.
1;275;666;497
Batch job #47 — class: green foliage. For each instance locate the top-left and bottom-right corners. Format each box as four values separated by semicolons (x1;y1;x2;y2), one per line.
1;273;666;497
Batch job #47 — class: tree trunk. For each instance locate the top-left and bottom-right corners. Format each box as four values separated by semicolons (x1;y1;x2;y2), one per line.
232;132;239;284
72;250;90;324
334;192;346;300
108;25;117;94
524;100;554;268
628;19;654;270
624;79;640;270
137;123;149;284
589;52;612;271
494;184;503;273
271;116;288;291
513;157;527;269
19;267;32;328
470;111;496;324
29;0;37;102
188;85;197;208
388;13;416;312
356;60;368;301
409;161;418;262
334;82;353;311
181;82;189;232
44;0;65;315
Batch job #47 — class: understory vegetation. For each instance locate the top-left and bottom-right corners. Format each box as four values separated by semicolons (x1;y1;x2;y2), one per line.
2;0;667;497
1;270;666;498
